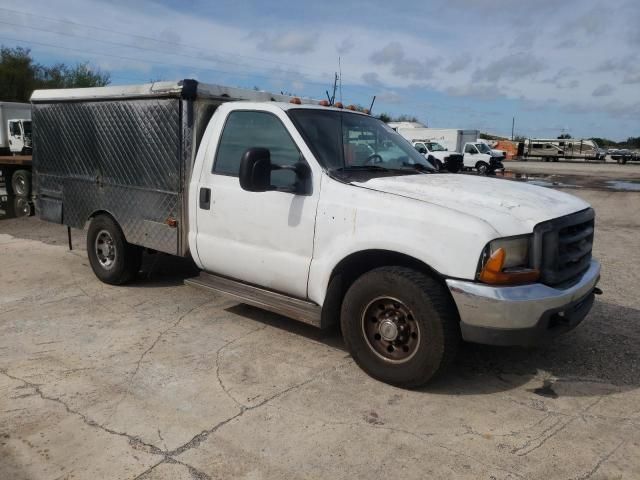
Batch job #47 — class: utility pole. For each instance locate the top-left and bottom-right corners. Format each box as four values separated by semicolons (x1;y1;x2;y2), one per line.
511;117;515;141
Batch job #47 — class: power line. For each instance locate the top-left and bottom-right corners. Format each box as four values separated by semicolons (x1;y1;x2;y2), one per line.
0;7;334;79
0;34;347;92
0;19;310;80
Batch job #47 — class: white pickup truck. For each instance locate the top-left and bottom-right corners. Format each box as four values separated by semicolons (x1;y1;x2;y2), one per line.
32;80;601;387
411;140;463;173
462;142;505;173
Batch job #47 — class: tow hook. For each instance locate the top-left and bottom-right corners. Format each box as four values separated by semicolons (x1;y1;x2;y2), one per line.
593;287;603;295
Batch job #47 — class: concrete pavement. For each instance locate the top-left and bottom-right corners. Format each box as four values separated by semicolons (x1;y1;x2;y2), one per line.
1;186;639;479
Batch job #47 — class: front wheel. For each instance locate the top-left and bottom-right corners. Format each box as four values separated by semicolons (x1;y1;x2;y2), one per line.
87;214;142;285
475;161;489;175
340;267;460;388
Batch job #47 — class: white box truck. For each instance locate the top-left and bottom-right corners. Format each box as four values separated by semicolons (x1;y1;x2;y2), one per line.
32;80;601;387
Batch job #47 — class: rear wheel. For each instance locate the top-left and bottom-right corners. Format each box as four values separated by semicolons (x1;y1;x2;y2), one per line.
13;197;31;217
11;170;31;196
340;267;460;388
87;214;142;285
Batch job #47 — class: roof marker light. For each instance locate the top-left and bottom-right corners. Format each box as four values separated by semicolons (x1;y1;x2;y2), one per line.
346;104;357;111
319;100;330;106
290;97;302;104
334;102;344;108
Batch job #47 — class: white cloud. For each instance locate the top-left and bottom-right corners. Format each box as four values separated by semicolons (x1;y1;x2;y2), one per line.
592;84;615;97
250;30;318;54
1;0;639;137
336;37;355;55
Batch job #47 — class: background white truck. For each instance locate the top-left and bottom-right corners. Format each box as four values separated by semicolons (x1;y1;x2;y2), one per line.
0;102;32;155
391;124;503;173
31;80;601;387
389;124;478;154
0;102;34;217
411;140;463;172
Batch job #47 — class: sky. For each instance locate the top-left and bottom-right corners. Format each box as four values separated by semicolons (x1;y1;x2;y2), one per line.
1;0;639;140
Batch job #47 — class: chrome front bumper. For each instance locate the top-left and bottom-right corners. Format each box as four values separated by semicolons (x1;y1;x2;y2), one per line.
446;260;601;346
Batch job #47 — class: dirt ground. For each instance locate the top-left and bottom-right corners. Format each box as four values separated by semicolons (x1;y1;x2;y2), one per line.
1;169;639;479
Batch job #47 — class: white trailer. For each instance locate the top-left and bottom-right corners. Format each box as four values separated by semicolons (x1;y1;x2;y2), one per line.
0;102;32;155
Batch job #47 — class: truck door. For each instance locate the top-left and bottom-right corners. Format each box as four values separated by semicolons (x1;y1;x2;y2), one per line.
463;143;478;167
8;121;24;154
194;108;319;299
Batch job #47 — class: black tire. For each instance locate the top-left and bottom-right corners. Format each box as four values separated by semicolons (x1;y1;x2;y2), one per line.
11;170;31;196
475;161;489;175
13;197;31;217
87;214;142;285
340;267;460;388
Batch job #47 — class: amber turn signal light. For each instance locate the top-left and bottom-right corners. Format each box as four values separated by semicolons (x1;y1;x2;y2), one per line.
479;248;540;285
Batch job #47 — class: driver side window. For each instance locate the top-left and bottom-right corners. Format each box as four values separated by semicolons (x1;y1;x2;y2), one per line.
465;144;476;154
214;111;303;188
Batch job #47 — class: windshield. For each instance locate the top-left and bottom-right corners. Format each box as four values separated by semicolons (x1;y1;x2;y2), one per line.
287;109;434;173
475;143;491;154
22;121;32;134
426;142;446;151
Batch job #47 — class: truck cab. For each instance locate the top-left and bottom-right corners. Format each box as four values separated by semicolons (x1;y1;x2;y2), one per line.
8;119;32;154
463;142;505;173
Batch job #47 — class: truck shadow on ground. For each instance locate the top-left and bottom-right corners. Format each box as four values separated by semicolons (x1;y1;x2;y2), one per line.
228;299;640;398
58;250;639;399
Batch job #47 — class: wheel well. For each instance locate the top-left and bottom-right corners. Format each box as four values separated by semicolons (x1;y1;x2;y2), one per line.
87;210;127;239
321;249;445;328
89;209;117;222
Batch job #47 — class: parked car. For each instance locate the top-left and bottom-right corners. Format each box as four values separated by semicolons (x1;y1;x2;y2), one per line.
32;80;601;388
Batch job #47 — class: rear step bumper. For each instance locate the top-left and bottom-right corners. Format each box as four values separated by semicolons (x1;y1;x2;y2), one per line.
185;272;322;327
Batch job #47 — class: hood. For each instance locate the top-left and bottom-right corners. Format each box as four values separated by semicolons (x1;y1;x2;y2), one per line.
352;174;590;237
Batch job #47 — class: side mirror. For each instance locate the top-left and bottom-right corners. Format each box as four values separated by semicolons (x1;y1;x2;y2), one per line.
239;147;311;194
239;147;273;192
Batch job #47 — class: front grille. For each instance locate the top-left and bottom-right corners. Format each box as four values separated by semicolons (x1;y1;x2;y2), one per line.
535;208;594;287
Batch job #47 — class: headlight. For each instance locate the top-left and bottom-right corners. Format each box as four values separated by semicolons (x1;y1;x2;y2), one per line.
477;235;540;285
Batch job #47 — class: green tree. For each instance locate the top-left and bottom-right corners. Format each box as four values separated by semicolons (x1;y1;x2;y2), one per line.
377;113;420;123
0;46;110;102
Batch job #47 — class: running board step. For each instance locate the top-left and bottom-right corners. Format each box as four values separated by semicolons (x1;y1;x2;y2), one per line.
185;272;322;328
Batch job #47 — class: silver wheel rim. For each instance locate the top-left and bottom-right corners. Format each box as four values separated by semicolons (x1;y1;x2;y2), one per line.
361;296;421;364
14;198;30;217
95;230;116;270
14;177;27;195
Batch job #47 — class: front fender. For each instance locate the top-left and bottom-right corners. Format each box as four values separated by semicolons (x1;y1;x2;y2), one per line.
307;176;498;305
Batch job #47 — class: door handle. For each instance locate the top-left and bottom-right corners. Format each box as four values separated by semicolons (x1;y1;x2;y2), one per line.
199;187;211;210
